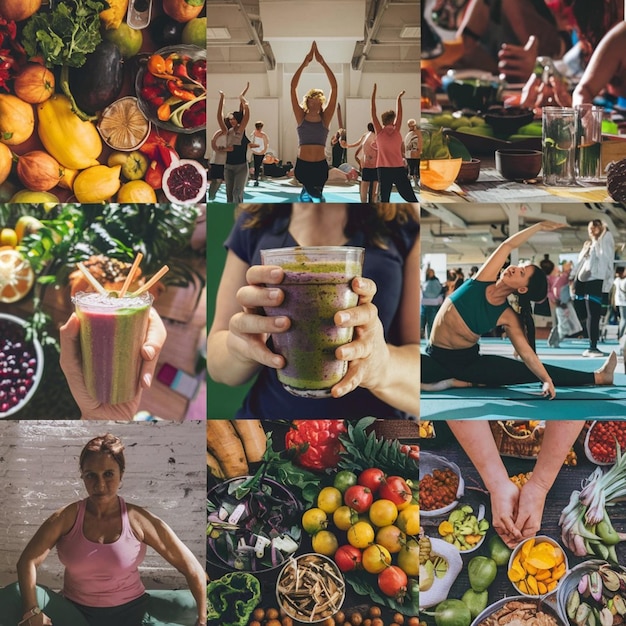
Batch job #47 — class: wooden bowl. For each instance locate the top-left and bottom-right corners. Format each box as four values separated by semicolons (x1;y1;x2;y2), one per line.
495;149;542;181
455;158;481;183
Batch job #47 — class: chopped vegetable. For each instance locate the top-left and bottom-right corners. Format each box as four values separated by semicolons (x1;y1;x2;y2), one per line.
21;0;107;121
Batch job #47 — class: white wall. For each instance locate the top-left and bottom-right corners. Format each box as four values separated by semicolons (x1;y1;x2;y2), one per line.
208;69;419;163
0;421;205;589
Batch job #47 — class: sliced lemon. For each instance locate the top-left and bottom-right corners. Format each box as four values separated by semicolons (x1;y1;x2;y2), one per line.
0;249;35;303
98;96;151;151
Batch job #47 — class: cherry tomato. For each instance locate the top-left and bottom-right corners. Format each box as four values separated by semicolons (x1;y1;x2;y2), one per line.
379;476;413;510
344;485;373;513
377;565;408;599
358;468;386;494
334;544;362;572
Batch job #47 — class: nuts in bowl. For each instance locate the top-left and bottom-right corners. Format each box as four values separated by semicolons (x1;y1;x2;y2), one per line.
135;45;206;134
419;451;465;517
508;536;568;597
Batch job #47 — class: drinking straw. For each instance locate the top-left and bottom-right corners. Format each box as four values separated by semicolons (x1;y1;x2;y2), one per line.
130;265;170;297
118;252;144;298
76;262;108;296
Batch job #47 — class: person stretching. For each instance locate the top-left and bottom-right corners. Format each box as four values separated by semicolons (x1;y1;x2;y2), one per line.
290;41;338;202
421;221;617;398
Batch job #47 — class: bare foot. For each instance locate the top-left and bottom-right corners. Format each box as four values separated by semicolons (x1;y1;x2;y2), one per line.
594;351;617;385
421;379;473;391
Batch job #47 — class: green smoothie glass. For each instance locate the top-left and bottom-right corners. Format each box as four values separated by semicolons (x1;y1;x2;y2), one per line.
72;291;153;405
261;246;365;398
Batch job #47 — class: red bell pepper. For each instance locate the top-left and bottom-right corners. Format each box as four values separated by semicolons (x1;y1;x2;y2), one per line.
285;420;347;471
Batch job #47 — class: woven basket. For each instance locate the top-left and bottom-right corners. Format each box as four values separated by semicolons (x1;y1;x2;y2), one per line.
489;420;544;458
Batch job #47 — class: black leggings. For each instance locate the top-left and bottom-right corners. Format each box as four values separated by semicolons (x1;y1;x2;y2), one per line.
294;158;329;199
377;167;418;202
421;343;595;387
70;594;150;626
574;279;603;349
252;153;264;180
407;158;420;178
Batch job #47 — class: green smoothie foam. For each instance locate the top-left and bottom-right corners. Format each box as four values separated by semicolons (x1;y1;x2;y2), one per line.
73;291;153;405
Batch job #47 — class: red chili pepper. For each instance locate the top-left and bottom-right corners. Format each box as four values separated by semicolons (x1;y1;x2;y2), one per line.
166;80;197;101
145;159;165;190
140;86;165;106
285;420;347;470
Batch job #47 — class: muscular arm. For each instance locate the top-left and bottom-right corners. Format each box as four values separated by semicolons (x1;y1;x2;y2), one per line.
17;505;76;615
132;507;206;621
476;221;565;282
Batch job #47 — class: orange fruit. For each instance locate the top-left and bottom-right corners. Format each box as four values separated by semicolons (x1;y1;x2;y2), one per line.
396;504;419;536
362;543;392;574
347;521;375;549
317;486;343;514
311;530;339;557
117;180;157;203
368;499;399;528
301;508;328;535
0;228;18;248
375;525;406;554
0;249;35;303
333;505;358;531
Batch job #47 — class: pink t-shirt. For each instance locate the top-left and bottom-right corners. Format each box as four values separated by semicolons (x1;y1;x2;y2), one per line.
57;497;146;607
375;126;404;168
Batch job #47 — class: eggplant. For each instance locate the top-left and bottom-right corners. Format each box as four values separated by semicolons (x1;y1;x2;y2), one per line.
68;41;124;115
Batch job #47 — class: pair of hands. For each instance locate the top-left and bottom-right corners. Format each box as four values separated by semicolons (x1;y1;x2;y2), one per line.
303;41;325;66
59;309;166;420
490;478;548;548
371;83;405;98
227;265;389;398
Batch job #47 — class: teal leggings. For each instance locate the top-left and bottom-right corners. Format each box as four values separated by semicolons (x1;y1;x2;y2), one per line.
0;584;198;626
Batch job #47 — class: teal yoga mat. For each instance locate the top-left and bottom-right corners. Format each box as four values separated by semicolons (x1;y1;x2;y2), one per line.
0;584;198;626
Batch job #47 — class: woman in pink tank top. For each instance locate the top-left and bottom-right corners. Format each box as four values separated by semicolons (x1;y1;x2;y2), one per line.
370;84;418;204
14;434;206;626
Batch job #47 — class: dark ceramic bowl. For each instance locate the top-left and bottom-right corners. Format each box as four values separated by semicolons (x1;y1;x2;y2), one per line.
445;79;503;112
455;158;481;183
484;106;535;136
495;149;542;181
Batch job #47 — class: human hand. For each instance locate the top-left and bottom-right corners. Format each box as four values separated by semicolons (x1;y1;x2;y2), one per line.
514;479;548;540
497;35;537;82
19;610;52;626
539;221;566;232
331;277;389;398
398;90;405;98
227;265;290;371
240;82;249;98
541;380;556;399
489;478;524;548
60;308;166;420
372;83;377;96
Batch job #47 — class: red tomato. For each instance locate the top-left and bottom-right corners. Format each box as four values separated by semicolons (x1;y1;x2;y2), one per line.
377;564;408;599
344;485;374;513
358;467;386;494
334;544;363;572
379;476;413;510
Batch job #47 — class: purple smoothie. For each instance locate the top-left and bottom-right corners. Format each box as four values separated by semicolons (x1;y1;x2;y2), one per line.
72;291;153;405
261;247;364;398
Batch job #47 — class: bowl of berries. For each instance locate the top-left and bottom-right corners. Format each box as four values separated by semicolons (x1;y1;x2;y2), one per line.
584;420;626;465
135;45;206;134
0;314;44;418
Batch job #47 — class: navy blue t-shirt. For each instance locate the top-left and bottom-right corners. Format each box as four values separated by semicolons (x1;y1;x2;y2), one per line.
222;210;419;419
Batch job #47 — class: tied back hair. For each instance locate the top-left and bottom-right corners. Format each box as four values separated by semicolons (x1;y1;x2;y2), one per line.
514;264;547;353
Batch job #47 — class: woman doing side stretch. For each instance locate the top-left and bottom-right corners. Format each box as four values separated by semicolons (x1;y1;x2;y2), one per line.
370;84;418;203
421;221;617;398
290;42;338;202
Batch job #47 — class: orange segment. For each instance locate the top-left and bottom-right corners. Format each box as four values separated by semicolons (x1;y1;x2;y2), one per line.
0;249;35;303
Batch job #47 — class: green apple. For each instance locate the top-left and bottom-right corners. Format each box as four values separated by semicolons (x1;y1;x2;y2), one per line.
103;22;143;59
181;17;207;48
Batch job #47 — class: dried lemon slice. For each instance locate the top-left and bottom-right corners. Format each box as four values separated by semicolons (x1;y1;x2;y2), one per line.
0;249;35;303
98;96;151;151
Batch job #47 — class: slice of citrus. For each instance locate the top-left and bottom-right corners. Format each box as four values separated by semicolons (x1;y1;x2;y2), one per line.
98;96;151;151
0;249;35;303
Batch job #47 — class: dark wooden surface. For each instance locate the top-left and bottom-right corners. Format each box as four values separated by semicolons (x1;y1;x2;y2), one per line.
420;422;626;620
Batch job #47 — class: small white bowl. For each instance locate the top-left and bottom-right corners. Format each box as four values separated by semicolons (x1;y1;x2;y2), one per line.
440;503;488;554
584;420;623;466
508;535;568;598
0;314;44;418
419;451;465;517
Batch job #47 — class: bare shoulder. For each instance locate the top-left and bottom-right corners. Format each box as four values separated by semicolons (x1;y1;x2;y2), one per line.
499;306;522;329
42;501;80;537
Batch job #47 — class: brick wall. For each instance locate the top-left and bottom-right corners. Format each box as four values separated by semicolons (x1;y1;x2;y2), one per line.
0;420;206;590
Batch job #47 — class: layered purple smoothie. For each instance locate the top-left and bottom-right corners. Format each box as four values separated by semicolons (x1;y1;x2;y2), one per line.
262;250;363;398
73;292;153;405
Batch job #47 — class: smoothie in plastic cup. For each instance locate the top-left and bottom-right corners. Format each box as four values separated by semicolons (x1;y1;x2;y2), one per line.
72;291;153;405
260;246;365;398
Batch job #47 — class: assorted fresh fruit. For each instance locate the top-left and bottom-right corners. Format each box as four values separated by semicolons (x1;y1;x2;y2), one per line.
423;112;543;142
437;504;489;551
508;537;567;596
0;1;208;204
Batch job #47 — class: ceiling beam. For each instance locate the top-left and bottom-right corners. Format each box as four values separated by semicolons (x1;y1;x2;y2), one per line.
234;0;276;70
352;0;391;70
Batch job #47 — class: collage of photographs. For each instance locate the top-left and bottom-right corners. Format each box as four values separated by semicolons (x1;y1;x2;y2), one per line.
1;1;626;626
